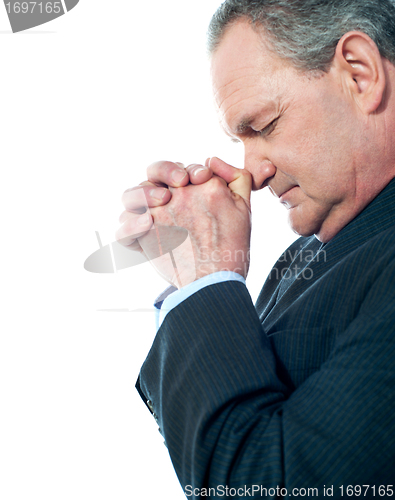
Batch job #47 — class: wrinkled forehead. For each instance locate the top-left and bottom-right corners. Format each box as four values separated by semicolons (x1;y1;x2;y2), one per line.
210;21;289;105
210;21;290;131
211;22;261;90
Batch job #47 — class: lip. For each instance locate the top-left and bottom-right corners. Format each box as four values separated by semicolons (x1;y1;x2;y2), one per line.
279;185;298;201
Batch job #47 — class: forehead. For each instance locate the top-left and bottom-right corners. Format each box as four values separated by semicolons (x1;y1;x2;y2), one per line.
210;21;292;131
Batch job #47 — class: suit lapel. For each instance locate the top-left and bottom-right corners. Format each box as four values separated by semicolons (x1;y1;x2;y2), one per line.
260;178;395;330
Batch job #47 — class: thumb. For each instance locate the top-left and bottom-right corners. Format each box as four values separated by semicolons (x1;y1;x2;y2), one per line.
209;157;252;208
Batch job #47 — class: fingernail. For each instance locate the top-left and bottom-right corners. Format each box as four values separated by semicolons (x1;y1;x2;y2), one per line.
172;169;187;184
137;213;151;226
193;166;208;176
150;188;167;201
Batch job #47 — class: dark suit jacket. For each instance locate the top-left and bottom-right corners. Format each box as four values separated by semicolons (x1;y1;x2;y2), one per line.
137;179;395;497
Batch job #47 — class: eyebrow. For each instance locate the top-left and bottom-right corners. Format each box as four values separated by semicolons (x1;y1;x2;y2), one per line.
224;116;254;143
235;117;254;135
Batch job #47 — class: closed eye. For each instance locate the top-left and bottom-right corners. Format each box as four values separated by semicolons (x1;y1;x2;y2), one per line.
257;117;279;137
230;116;279;143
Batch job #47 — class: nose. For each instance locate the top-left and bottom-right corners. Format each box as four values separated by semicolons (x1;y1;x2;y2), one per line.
244;143;277;191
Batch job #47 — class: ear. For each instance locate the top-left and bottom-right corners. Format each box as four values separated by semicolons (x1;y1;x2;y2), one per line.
332;31;386;114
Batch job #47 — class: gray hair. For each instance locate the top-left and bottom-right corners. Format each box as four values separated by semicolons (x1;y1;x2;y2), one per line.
208;0;395;72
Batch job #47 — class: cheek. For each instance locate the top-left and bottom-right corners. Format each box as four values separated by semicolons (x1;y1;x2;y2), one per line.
276;124;347;195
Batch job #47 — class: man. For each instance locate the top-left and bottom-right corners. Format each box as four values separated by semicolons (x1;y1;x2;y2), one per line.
117;0;395;496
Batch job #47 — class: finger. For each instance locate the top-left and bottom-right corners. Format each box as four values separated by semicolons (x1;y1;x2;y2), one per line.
115;212;153;246
122;185;171;211
208;157;252;208
119;210;140;223
117;239;144;253
147;161;189;188
185;163;213;184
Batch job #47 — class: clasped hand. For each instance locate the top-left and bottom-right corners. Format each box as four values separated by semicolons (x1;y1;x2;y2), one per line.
116;157;252;288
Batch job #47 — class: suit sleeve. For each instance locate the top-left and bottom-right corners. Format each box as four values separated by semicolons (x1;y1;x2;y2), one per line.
137;262;395;495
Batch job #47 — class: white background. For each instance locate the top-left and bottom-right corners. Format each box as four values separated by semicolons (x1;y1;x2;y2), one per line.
0;1;296;499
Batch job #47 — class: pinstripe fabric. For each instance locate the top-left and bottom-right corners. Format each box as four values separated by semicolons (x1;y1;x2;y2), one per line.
137;179;395;498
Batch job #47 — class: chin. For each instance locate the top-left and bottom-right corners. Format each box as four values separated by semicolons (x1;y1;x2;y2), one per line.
286;200;336;241
287;210;323;239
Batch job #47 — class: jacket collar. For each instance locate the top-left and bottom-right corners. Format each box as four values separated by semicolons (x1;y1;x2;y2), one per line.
261;178;395;329
322;177;395;260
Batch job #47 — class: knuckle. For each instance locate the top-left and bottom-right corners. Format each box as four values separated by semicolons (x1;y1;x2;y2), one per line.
152;205;175;227
208;176;225;192
167;186;188;206
147;160;175;177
